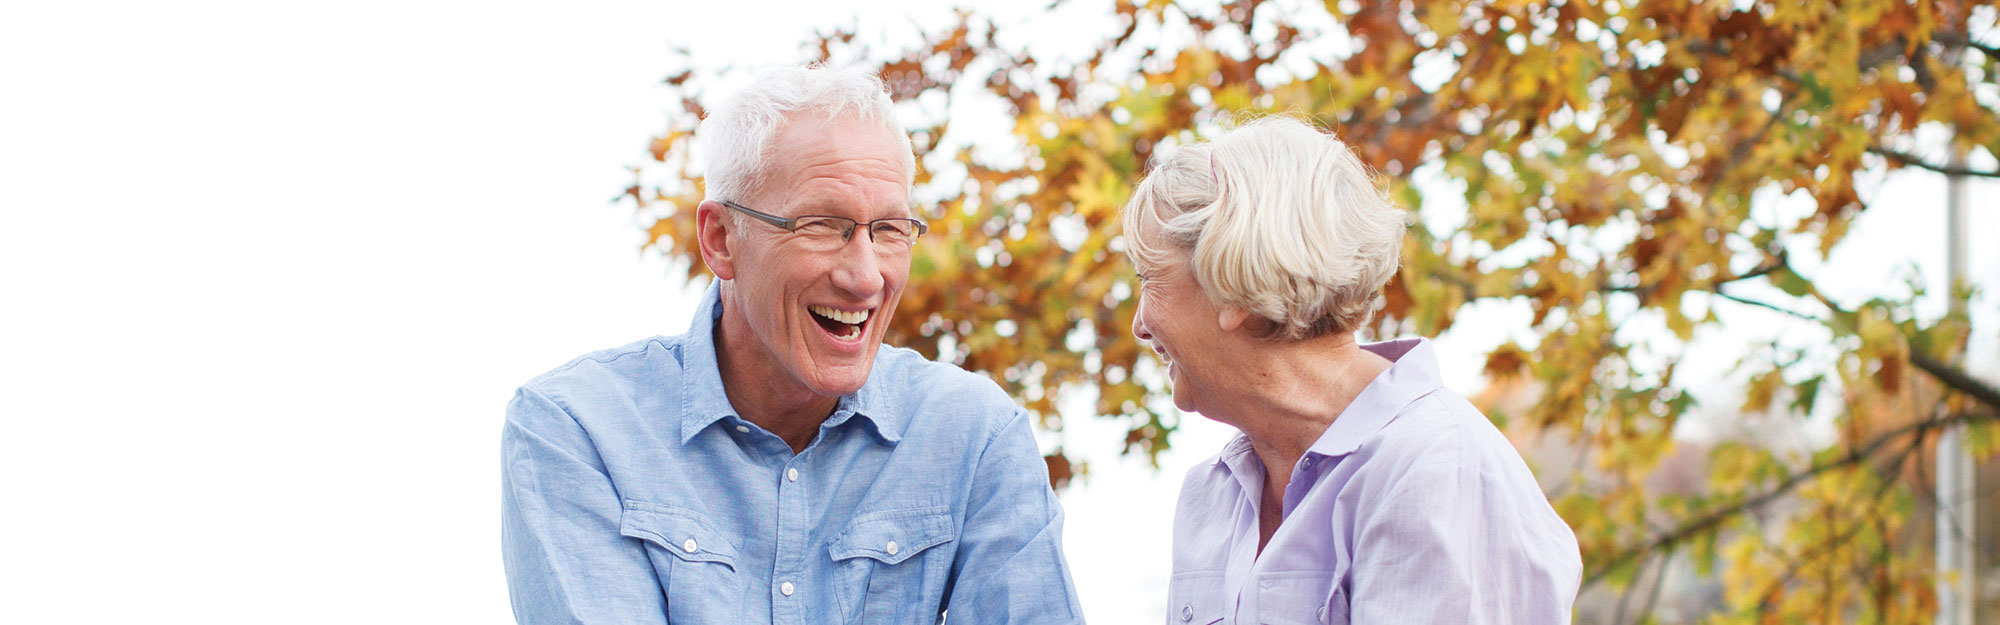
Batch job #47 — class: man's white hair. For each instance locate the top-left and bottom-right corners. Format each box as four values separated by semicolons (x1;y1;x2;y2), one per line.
699;65;914;205
1122;116;1409;341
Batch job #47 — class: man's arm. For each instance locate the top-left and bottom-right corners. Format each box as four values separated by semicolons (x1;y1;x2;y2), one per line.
501;385;670;625
941;407;1085;624
1348;464;1581;624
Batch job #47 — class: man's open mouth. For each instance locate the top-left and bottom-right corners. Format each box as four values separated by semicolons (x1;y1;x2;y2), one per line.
808;305;871;341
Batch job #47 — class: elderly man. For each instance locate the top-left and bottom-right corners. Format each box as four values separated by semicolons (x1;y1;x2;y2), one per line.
501;66;1084;624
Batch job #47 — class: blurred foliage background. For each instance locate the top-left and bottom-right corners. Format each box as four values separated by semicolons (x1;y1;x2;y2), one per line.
627;0;2000;622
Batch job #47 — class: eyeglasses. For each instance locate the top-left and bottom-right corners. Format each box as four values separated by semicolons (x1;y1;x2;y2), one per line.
720;200;929;252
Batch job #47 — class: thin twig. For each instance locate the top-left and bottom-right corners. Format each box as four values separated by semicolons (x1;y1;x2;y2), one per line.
1610;548;1649;625
1867;146;2000;178
1635;541;1674;622
1712;288;1825;322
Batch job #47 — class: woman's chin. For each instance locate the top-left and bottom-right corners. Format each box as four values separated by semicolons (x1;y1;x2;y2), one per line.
1169;387;1200;416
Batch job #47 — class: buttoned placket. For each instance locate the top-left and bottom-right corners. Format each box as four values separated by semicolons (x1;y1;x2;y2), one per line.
1282;455;1322;517
1226;458;1264;624
771;444;811;624
1255;452;1343;624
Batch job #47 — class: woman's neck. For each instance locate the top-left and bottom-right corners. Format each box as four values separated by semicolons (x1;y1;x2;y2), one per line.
1216;334;1392;551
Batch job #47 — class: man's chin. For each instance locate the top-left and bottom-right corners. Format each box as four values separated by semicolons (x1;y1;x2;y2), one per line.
807;380;869;398
803;361;875;397
797;331;884;395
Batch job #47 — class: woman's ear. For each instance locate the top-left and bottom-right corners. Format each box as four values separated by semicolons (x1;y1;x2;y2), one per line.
1217;304;1251;333
695;200;737;280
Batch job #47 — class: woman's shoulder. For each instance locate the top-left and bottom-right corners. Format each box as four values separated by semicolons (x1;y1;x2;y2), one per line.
1359;387;1536;480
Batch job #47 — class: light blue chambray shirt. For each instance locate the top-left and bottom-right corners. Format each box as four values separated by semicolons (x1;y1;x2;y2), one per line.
1167;338;1581;625
502;284;1082;625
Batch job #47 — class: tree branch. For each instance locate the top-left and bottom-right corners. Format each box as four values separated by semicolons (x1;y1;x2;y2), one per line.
1680;35;2000;180
1582;409;1999;588
1688;39;1908;78
1604;250;1788;295
1867;146;2000;178
1755;426;1922;614
1728;251;1786;283
1932;31;2000;62
1911;351;2000;410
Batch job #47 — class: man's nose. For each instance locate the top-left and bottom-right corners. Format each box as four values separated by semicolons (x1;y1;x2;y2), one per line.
829;233;886;298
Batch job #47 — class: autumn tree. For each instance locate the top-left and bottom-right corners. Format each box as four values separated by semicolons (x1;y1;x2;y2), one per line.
626;0;2000;621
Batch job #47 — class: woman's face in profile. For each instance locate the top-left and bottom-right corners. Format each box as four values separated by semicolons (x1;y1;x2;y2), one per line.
1132;258;1232;417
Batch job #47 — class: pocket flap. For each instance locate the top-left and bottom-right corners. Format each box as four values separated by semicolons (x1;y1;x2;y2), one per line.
619;500;737;570
1255;570;1342;625
1166;571;1228;625
829;506;955;565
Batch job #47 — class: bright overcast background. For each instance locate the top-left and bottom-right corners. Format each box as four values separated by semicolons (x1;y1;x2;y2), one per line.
2;1;1993;623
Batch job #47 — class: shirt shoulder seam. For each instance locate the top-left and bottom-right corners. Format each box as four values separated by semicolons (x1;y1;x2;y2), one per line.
528;335;678;387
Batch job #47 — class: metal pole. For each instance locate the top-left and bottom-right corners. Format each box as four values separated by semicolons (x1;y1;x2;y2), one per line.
1937;145;1972;625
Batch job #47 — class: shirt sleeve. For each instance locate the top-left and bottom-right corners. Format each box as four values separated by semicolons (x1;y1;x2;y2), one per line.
1348;463;1582;625
501;384;671;625
940;408;1086;624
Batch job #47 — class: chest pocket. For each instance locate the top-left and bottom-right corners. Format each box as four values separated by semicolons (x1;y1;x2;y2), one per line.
1254;570;1344;625
620;500;740;608
828;506;957;625
1166;570;1229;625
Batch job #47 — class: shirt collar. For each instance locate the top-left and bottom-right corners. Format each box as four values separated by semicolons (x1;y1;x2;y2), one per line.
1301;337;1441;459
1212;432;1264;495
819;384;902;445
676;281;904;446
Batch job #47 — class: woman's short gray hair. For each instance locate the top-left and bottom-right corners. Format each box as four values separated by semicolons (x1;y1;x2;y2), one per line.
1122;116;1409;341
699;65;914;204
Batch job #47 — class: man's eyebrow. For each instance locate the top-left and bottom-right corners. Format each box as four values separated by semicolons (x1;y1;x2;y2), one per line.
790;197;911;217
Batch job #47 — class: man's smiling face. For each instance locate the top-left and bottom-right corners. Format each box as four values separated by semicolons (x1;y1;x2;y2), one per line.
712;113;914;401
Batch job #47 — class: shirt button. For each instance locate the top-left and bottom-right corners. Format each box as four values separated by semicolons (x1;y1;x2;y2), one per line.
786;468;799;482
681;538;697;553
886;540;899;556
780;581;795;596
1180;604;1193;622
734;425;749;433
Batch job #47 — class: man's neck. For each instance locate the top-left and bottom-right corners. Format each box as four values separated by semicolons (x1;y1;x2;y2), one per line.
712;317;839;454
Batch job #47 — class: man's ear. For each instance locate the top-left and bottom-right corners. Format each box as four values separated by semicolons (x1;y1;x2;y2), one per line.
696;200;737;280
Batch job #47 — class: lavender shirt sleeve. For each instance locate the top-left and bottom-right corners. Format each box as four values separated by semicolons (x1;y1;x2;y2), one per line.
1349;463;1584;624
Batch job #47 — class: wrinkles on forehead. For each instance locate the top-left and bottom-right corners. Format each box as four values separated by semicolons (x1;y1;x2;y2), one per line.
757;116;912;220
1124;196;1189;276
779;174;908;218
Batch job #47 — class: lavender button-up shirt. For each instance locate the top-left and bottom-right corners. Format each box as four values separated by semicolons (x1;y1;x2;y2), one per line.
1167;338;1581;625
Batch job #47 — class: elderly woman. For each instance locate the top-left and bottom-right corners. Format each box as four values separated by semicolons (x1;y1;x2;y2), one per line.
1123;117;1582;625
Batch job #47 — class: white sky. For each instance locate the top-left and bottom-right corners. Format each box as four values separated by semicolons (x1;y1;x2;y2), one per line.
1;1;1993;623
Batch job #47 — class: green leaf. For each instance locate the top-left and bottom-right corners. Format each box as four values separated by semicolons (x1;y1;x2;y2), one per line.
1770;266;1813;298
1788;375;1823;415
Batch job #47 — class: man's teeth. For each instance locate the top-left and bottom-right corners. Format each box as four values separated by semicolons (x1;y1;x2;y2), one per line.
809;305;871;325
